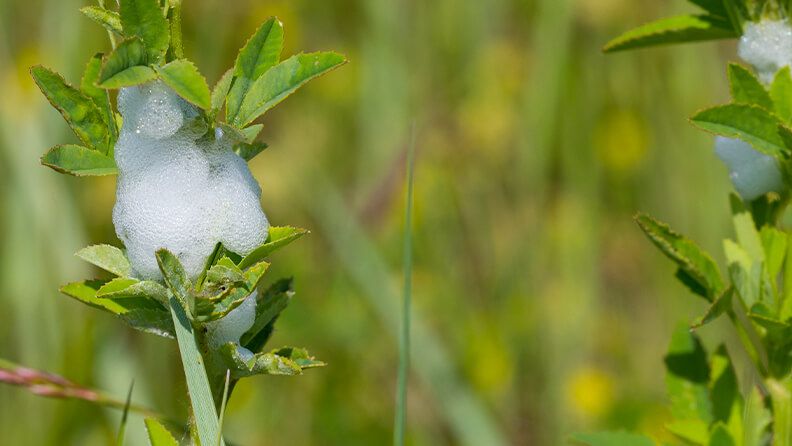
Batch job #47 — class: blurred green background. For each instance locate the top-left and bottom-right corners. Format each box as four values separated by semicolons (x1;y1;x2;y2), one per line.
0;0;746;444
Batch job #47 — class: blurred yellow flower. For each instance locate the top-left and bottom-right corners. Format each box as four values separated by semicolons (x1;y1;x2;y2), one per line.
565;366;615;421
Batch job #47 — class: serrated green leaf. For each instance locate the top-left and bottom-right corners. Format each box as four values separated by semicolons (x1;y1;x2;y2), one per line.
76;244;131;277
119;0;169;62
198;260;269;321
81;53;116;143
98;280;169;305
226;18;284;122
569;431;656;446
119;309;174;338
30;66;110;152
603;14;736;53
60;280;164;315
219;343;304;378
233;52;346;127
97;277;140;296
206;263;246;287
41;145;117;176
156;249;193;316
271;346;325;369
240;124;263;143
691;287;734;329
728;63;773;110
80;6;123;36
211;68;233;116
636;213;724;300
99;38;157;89
771;67;792;124
216;122;249;144
691;103;790;158
237;226;309;270
144;418;179;446
154;59;211;110
233;142;268;161
240;278;293;351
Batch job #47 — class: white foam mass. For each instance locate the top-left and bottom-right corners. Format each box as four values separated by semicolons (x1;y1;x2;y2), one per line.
112;81;270;280
738;19;792;83
715;137;783;200
205;293;258;351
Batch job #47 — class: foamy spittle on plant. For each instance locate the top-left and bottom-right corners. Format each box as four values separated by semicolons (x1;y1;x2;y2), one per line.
29;0;345;442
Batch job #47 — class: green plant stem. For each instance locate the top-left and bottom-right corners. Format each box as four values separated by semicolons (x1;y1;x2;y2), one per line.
167;0;184;61
393;126;415;446
169;296;224;446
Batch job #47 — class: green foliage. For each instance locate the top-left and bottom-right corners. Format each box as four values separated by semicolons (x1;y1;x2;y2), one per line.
729;63;773;109
119;0;169;62
80;6;123;36
40;145;117;176
155;59;211;110
99;38;157;88
219;343;324;378
76;244;132;277
635;213;724;301
233;52;347;127
30;66;110;153
237;226;309;270
226;17;284;123
144;418;179;446
691;104;790;158
603;15;736;53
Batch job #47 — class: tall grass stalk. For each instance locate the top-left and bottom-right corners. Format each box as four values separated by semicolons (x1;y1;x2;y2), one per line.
393;126;416;446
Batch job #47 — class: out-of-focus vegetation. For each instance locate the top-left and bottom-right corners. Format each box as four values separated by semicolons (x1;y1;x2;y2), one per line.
0;0;743;444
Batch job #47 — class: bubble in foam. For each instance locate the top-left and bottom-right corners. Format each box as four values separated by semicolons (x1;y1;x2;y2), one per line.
112;80;269;280
738;19;792;83
715;136;783;201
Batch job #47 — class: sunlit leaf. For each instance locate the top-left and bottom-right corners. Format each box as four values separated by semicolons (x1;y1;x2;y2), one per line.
75;244;131;277
728;63;772;110
233;52;346;127
80;53;116;142
603;15;735;53
30;66;110;152
80;6;123;36
211;68;233;116
40;145;117;177
237;226;309;270
233;142;268;161
99;38;157;89
771;67;792;124
226;17;284;122
636;213;724;301
690;104;790;158
144;418;178;446
155;59;211;110
119;0;169;62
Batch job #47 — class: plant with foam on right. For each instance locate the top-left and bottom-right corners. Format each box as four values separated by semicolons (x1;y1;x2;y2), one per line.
29;0;346;443
573;1;792;445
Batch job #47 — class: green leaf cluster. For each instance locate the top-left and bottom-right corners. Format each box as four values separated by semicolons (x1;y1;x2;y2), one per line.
33;4;346;175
